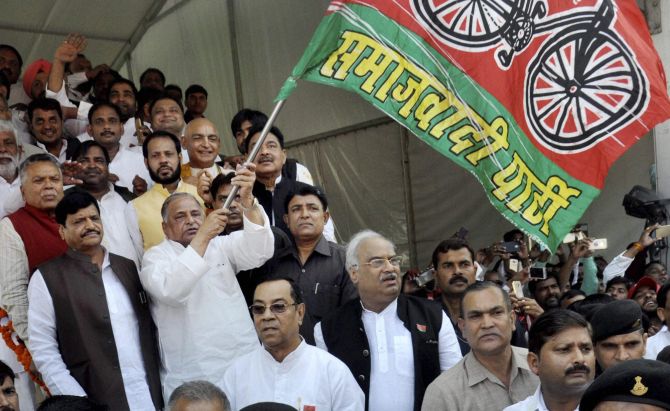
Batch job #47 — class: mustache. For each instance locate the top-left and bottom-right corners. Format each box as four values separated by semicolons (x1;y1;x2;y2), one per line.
449;275;468;285
81;229;100;237
565;363;591;376
381;273;397;282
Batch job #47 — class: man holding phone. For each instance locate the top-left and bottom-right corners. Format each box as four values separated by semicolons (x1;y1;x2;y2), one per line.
602;224;660;285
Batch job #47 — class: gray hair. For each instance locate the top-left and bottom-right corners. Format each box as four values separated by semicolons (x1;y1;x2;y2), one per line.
0;119;17;138
160;192;201;222
345;229;393;271
19;153;61;186
167;380;230;411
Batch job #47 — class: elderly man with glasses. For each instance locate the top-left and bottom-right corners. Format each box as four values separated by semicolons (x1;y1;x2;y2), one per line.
139;163;273;401
220;277;364;411
314;230;462;411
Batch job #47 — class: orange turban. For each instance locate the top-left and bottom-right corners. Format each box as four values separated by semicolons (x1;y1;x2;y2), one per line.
23;59;52;97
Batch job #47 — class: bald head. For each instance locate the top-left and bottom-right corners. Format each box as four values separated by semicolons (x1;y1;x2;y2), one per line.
182;118;220;169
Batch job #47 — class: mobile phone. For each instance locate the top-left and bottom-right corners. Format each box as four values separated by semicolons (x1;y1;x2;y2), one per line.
508;258;520;272
502;241;521;253
530;267;547;280
135;117;142;132
413;268;435;287
589;238;608;250
654;225;670;239
563;231;586;243
512;281;524;299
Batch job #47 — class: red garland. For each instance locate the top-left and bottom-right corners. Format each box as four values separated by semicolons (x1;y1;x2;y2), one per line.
0;308;50;396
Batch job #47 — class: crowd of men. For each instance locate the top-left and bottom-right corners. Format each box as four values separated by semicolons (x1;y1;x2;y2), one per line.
0;34;670;411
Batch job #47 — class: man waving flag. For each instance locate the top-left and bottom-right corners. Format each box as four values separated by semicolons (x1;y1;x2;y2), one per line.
277;0;670;250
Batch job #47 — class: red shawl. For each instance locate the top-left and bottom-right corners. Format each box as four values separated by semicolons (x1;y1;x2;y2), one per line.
7;205;67;273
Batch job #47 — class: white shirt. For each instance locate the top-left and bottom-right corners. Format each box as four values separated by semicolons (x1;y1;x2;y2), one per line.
27;251;155;411
313;299;462;411
645;325;670;360
140;211;274;400
503;385;578;411
45;79;90;138
96;185;142;267
602;251;633;285
220;340;365;411
0;175;22;219
108;146;153;192
35;139;68;164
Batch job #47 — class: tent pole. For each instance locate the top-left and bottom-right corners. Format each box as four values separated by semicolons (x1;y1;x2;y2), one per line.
222;99;285;210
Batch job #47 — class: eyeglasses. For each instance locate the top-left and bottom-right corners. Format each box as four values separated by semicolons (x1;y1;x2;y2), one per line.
249;302;297;316
361;256;402;269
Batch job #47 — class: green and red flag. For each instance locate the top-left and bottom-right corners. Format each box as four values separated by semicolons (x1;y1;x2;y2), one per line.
277;0;670;250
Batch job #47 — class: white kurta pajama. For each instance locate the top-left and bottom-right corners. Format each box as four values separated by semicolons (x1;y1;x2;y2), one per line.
140;210;274;400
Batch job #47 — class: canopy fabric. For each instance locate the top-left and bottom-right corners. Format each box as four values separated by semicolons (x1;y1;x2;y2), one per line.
0;0;655;265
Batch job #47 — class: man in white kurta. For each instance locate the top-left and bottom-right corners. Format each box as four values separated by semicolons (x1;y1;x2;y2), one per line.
140;164;273;400
220;278;364;411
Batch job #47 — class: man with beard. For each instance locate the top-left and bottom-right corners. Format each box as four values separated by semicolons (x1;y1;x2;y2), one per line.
629;276;662;335
0;154;67;411
528;273;562;312
0;120;43;219
126;130;202;253
65;141;141;266
28;191;163;410
315;230;461;411
0;360;19;411
27;98;80;163
504;310;594;411
591;299;647;371
85;102;150;194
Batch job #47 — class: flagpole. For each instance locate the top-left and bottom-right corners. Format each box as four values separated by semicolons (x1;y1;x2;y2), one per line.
222;99;286;211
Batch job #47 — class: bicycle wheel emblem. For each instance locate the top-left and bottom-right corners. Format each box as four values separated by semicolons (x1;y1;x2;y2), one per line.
525;27;647;152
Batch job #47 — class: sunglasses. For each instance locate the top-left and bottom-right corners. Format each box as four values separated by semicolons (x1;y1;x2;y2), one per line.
249;302;298;316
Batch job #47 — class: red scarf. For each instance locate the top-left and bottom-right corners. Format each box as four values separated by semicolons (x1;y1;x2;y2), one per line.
8;205;67;273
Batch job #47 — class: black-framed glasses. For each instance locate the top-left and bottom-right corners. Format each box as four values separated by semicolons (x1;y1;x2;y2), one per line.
362;256;403;269
249;302;298;316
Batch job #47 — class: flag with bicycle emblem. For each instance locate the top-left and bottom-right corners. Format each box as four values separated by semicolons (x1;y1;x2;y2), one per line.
277;0;670;250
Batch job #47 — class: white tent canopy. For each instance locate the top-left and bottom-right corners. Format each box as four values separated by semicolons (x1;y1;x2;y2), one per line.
1;0;657;267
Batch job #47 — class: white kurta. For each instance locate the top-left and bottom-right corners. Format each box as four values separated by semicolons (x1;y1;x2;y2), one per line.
140;211;273;400
0;175;22;219
220;340;365;411
314;299;462;411
27;252;155;411
645;325;670;360
108;146;153;193
96;185;142;267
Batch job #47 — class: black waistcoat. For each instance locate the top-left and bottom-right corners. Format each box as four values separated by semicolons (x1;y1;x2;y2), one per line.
320;295;443;411
39;249;163;410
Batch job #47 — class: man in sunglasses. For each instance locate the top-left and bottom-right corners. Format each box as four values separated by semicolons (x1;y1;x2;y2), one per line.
220;277;364;411
314;230;462;411
139;163;274;401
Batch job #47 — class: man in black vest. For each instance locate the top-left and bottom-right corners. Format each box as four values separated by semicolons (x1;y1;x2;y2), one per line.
244;123;336;242
27;191;162;411
314;230;462;411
